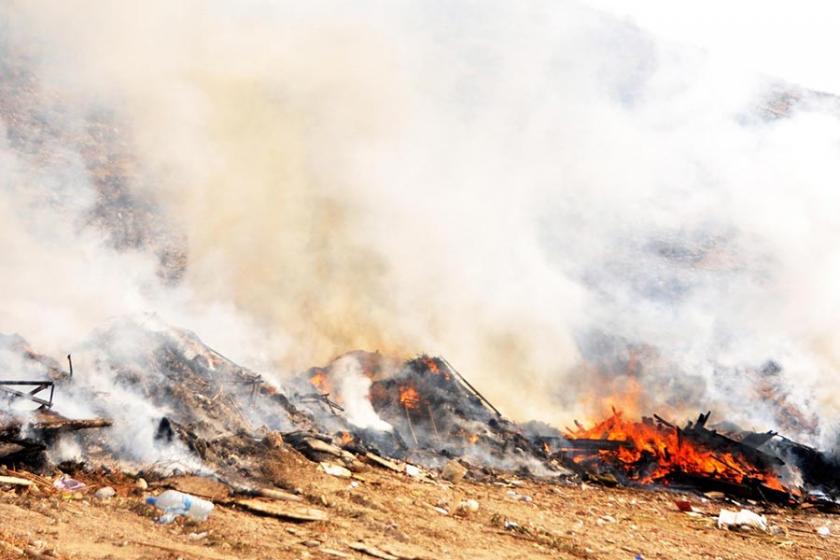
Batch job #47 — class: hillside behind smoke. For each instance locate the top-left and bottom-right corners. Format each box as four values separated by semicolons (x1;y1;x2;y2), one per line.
1;0;839;450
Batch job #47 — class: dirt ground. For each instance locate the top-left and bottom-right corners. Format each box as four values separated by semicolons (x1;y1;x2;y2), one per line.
1;451;838;560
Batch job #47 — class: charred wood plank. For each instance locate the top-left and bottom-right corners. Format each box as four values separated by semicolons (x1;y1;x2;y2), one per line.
666;471;792;504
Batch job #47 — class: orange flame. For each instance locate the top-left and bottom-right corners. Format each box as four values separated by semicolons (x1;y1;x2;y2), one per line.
338;431;353;446
310;370;331;394
466;433;479;445
568;410;786;492
399;385;420;409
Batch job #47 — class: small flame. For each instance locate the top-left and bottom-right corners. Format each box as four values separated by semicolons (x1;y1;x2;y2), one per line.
399;384;420;409
421;356;451;380
338;431;353;446
467;433;479;445
310;370;331;394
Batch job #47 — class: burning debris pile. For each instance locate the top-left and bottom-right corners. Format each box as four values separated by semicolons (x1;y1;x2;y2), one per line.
1;317;839;514
555;410;789;501
293;353;553;473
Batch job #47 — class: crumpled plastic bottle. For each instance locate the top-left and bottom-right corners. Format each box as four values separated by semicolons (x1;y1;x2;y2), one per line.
145;490;214;524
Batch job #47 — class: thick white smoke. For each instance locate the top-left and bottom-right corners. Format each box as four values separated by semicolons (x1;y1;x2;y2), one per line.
1;1;839;450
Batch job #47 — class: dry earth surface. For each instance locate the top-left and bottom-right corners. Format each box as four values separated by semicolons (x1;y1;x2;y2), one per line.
0;449;838;560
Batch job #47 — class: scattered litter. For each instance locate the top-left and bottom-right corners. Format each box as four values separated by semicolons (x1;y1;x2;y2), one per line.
188;532;208;541
506;490;533;502
320;462;352;478
146;490;214;524
717;509;767;532
674;499;694;512
428;505;448;516
135;478;148;491
94;486;116;500
53;474;85;493
817;526;831;537
404;464;423;478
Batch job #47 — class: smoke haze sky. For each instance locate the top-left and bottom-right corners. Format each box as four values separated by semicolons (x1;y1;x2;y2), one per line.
1;1;839;447
584;0;840;93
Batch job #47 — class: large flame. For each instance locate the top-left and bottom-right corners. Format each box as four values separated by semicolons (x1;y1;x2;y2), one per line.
567;409;786;492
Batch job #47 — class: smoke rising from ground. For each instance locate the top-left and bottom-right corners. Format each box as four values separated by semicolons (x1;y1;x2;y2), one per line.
1;1;840;448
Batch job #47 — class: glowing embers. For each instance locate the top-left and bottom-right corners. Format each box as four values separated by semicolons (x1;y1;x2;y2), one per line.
562;410;790;499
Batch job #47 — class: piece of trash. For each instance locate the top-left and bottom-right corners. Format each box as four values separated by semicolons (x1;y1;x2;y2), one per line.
634;554;644;560
320;462;352;478
674;499;694;512
455;499;479;515
95;486;116;500
53;474;86;493
135;478;148;491
817;526;831;537
405;464;423;478
146;490;214;524
717;509;768;532
188;532;208;541
506;490;533;502
504;520;520;531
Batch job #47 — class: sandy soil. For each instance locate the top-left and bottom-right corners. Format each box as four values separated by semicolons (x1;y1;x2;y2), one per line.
1;451;838;560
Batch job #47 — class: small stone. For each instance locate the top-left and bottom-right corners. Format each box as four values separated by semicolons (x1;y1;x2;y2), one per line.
441;460;467;484
455;499;479;516
95;487;116;500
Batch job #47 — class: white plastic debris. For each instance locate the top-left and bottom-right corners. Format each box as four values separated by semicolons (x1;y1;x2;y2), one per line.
404;464;424;478
817;526;831;538
717;509;768;532
53;474;85;493
146;490;214;524
319;462;352;478
506;490;533;502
